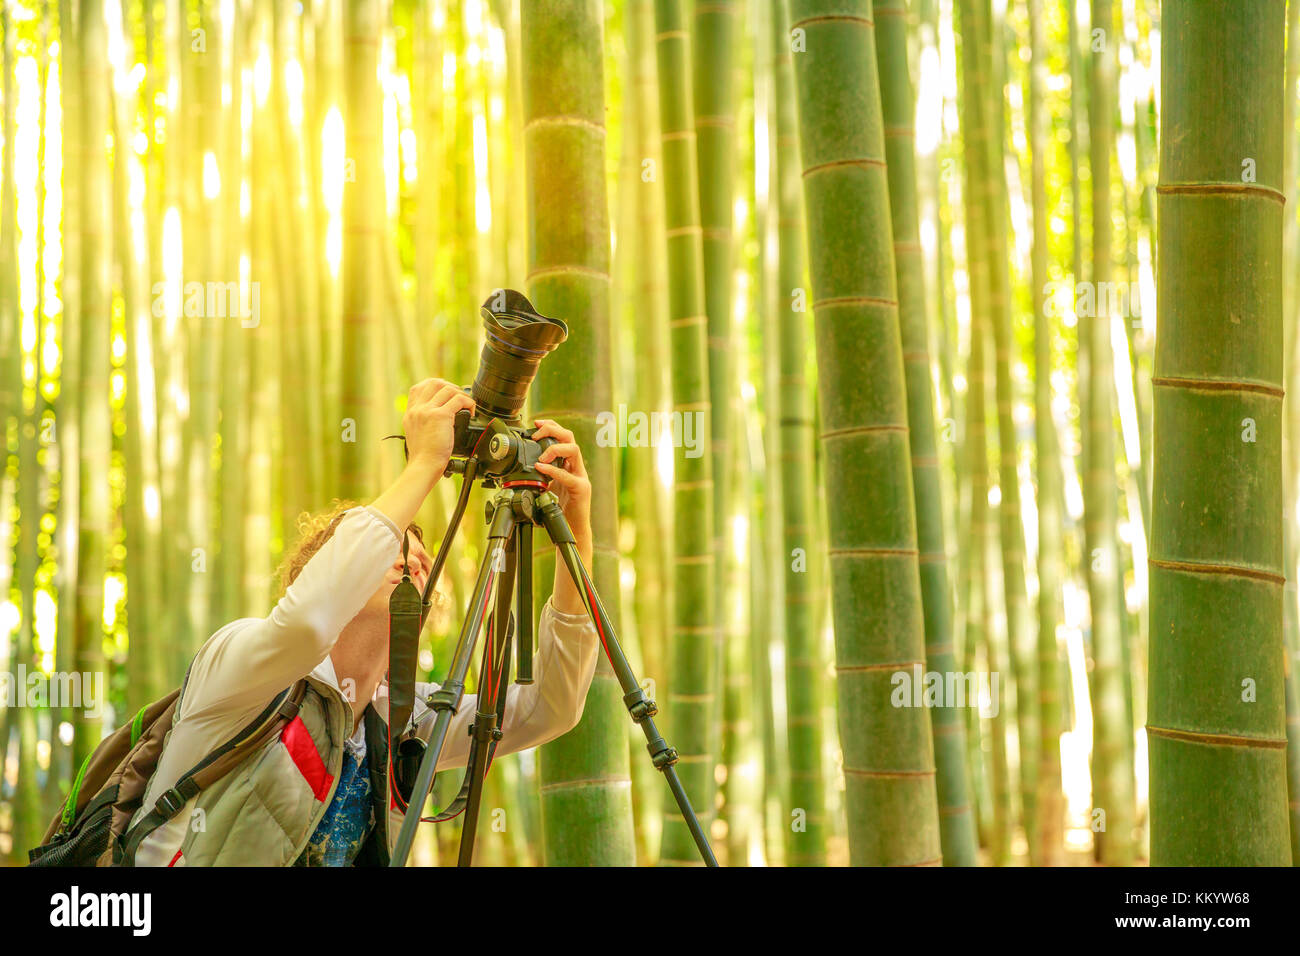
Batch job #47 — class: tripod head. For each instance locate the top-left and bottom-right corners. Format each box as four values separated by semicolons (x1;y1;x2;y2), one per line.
444;407;567;486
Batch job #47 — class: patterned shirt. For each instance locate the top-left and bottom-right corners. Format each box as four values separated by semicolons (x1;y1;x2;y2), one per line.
296;724;372;867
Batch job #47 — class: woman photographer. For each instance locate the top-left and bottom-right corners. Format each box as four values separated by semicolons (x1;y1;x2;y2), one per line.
128;378;598;866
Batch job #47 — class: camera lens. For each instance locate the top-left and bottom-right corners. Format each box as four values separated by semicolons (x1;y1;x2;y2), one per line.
471;289;568;420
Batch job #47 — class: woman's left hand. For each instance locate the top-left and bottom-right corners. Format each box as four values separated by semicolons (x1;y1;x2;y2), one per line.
533;420;594;616
533;420;593;538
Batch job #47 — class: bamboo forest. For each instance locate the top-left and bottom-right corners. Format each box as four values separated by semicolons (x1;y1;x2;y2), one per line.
0;0;1297;874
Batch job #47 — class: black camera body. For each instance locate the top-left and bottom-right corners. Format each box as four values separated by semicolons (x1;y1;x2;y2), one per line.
444;409;563;483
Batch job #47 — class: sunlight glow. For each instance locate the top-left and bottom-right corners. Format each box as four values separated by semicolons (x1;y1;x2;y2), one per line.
473;111;491;234
253;43;272;108
16;56;41;345
321;107;345;278
202;151;221;200
284;58;305;129
915;45;943;156
381;34;402;220
103;576;125;630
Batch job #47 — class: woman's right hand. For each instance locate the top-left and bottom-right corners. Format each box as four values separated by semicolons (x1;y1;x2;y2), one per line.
404;378;476;475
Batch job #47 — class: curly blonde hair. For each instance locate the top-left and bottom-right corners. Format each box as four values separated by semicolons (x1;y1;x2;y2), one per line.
276;499;425;595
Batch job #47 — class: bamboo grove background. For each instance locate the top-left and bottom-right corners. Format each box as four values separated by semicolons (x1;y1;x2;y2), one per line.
0;0;1297;866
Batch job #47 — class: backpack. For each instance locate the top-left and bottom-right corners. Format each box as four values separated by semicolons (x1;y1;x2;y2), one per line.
28;666;308;867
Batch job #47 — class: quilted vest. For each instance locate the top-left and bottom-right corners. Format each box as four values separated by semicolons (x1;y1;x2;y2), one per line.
134;674;399;866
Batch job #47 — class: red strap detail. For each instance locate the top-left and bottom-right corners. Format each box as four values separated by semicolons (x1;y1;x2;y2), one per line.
281;715;335;801
168;848;183;867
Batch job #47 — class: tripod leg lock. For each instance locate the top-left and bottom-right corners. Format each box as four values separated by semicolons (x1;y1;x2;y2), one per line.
468;722;504;743
647;738;679;771
622;687;659;722
427;682;465;715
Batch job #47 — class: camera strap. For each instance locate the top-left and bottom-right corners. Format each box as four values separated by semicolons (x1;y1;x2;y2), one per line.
386;531;423;810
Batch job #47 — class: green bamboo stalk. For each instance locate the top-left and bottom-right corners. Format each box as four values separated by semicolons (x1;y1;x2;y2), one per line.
72;0;112;766
413;0;441;377
956;0;1004;863
154;0;189;679
215;0;247;626
652;0;718;866
1148;0;1290;867
521;0;636;867
339;0;383;499
1063;7;1089;818
1116;4;1151;859
246;0;280;616
0;0;14;435
1066;0;1085;486
1028;0;1065;867
876;0;978;866
772;0;826;867
623;0;671;865
50;0;81;804
497;754;533;865
718;0;762;867
789;0;941;866
473;769;507;866
1084;0;1135;865
745;389;784;865
3;0;46;862
182;0;218;659
449;3;478;381
973;0;1037;857
754;0;789;867
272;1;324;517
109;3;166;702
722;371;760;866
310;0;343;487
692;1;740;854
33;1;61;826
1281;0;1300;864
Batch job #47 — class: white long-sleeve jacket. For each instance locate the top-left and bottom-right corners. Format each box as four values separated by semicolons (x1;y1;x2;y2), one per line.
133;505;598;866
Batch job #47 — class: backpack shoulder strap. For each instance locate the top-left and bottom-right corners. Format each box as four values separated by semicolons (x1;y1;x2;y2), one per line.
117;678;309;865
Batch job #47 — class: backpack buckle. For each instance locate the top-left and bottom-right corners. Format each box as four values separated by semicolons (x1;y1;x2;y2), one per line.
156;788;188;818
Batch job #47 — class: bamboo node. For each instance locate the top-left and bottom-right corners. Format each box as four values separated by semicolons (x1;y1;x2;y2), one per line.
811;294;897;311
1150;375;1283;399
842;767;937;778
801;157;887;178
790;15;874;30
525;264;611;283
1145;724;1286;750
820;423;909;440
524;115;606;136
1148;556;1284;586
836;659;926;673
538;776;633;794
1156;181;1286;205
827;546;918;558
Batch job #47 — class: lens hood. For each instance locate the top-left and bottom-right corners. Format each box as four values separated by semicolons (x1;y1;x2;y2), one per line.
472;289;569;420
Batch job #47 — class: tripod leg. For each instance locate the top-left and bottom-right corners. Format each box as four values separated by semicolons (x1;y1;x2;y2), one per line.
456;534;517;867
390;470;476;800
516;523;534;683
533;492;719;867
389;498;517;867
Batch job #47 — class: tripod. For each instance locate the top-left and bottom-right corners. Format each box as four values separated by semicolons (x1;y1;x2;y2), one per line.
387;417;718;867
